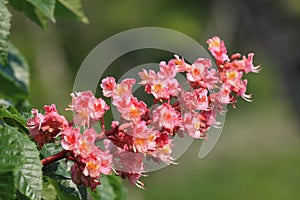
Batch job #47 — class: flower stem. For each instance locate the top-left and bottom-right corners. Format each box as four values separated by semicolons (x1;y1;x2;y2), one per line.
41;150;69;166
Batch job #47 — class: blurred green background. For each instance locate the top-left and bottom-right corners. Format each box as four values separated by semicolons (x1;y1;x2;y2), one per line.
9;0;300;199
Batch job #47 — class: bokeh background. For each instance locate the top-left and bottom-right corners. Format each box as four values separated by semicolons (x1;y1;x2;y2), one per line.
9;0;300;199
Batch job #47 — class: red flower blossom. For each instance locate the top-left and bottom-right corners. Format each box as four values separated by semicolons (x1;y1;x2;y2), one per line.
27;104;69;148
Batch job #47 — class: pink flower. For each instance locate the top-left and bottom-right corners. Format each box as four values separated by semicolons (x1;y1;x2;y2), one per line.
186;58;219;89
207;36;229;63
61;127;80;151
112;148;145;188
63;128;113;189
98;150;113;175
33;36;261;191
150;79;171;99
71;163;100;191
187;58;211;77
129;121;150;137
204;67;220;89
106;130;134;151
243;53;262;73
105;140;144;174
117;96;147;124
166;78;180;97
102;77;136;110
27;109;44;138
150;132;174;164
199;110;218;128
154;131;170;148
219;69;252;102
114;78;136;98
81;148;112;177
82;156;102;178
130;122;157;153
182;112;208;139
151;139;174;164
74;128;98;158
116;150;144;173
138;69;157;85
151;103;181;133
100;77;116;97
39;105;69;134
70;90;109;127
117;171;145;188
139;66;180;100
181;88;209;111
170;55;189;72
132;136;156;153
215;83;233;104
27;104;69;148
92;98;109;119
231;53;262;73
223;70;243;87
158;61;177;79
236;79;252;102
106;139;145;187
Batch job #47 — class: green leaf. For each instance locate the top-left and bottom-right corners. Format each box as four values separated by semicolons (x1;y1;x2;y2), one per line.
41;144;72;180
9;0;50;29
25;0;56;22
0;1;12;65
41;146;86;200
0;125;42;199
44;176;80;200
0;105;28;135
88;176;115;200
16;190;31;200
42;183;58;200
0;171;17;200
41;143;64;159
10;127;43;200
42;177;59;200
9;0;87;28
14;99;33;113
43;177;85;200
107;175;127;200
0;44;30;103
55;0;88;23
0;125;26;172
87;175;128;200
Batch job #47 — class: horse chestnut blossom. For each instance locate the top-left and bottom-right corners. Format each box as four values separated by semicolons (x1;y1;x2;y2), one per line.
69;90;109;127
27;36;261;191
151;103;181;134
138;61;180;100
207;36;230;64
27;104;69;148
61;127;113;190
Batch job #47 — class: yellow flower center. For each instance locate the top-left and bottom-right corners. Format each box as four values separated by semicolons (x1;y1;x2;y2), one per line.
129;106;140;118
195;121;200;130
227;71;238;80
153;83;163;93
210;40;220;49
86;160;99;173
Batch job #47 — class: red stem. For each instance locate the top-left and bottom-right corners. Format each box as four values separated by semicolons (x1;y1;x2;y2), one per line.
104;126;118;136
41;150;69;166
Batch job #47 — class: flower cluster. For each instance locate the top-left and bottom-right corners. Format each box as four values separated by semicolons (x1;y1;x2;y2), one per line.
207;36;261;102
27;104;69;148
100;78;177;187
27;36;260;191
62;127;112;190
28;91;112;190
